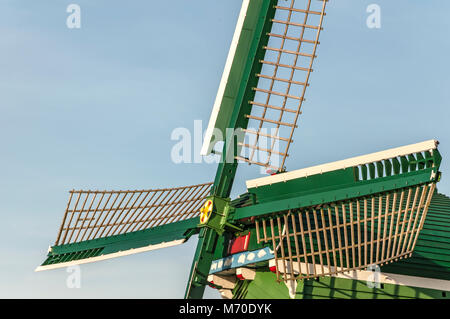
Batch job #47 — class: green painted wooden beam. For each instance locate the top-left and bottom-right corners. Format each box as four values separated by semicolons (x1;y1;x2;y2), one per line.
36;218;199;271
235;168;439;220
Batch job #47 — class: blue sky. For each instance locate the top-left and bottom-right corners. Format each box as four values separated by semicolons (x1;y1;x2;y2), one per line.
0;0;449;298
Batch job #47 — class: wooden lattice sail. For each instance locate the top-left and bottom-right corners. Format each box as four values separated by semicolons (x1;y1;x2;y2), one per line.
240;140;442;282
201;0;329;172
240;0;328;171
231;192;450;299
255;184;436;282
36;182;212;271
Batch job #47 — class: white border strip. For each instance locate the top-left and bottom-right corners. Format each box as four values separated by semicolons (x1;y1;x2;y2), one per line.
35;239;186;272
200;0;250;156
247;140;439;189
272;259;450;292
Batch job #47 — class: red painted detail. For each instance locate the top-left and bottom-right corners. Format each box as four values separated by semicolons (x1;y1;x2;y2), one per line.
228;232;251;255
236;274;245;281
208;280;216;289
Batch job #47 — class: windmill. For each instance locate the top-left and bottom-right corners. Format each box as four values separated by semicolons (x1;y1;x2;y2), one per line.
37;0;447;299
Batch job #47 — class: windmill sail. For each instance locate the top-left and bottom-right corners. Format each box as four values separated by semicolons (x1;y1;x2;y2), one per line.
240;0;328;172
256;183;436;282
36;182;212;271
201;0;329;172
234;140;442;283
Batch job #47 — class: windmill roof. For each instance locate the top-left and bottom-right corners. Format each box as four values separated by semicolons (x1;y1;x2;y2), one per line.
380;191;450;280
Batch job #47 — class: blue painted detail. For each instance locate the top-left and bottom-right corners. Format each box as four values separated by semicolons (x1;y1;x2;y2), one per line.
209;247;274;274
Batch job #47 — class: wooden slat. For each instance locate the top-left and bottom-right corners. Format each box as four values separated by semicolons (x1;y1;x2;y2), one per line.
363;198;368;266
255;220;261;243
270;218;280;282
370;197;375;265
401;186;420;255
271;19;321;30
327;207;338;275
259;59;312;72
380;194;391;263
334;206;344;272
320;209;331;273
313;210;325;275
274;5;323;16
341;204;350;270
249;101;300;116
290;213;302;271
263;219;268;243
395;188;413;260
298;211;310;277
356;201;362;268
283;214;296;280
349;203;356;269
305;211;317;277
276;217;288;283
252;88;305;101
238;143;289;157
376;195;383;263
257;73;308;86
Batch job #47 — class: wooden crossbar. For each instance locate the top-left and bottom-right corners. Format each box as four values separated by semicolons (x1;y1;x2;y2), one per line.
274;5;324;16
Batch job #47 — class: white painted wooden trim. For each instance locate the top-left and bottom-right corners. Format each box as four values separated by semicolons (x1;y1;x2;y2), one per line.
201;0;250;156
271;259;450;292
207;274;237;289
236;267;256;280
219;289;234;299
34;239;186;272
247;140;439;189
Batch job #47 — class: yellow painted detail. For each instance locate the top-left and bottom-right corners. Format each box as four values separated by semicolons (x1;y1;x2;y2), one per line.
200;200;213;224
